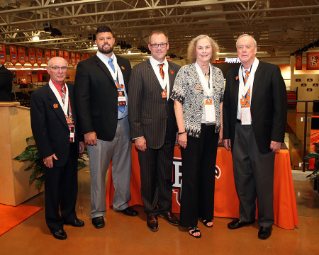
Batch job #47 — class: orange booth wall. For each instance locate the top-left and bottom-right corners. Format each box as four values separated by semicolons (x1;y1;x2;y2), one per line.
106;146;299;230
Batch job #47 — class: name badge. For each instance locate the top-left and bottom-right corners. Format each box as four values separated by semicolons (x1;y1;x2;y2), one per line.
205;104;215;122
69;125;75;143
118;91;127;106
241;107;251;125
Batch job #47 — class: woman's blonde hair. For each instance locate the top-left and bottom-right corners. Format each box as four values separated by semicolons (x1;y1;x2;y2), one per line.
187;35;219;64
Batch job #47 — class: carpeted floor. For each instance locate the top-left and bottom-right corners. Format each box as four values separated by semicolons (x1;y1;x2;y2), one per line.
0;204;42;236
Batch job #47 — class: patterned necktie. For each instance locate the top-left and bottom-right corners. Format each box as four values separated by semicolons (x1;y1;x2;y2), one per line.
61;84;66;106
241;70;250;108
159;63;165;79
109;58;125;113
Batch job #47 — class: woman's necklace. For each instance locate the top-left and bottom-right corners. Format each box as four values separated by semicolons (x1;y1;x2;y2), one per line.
203;70;210;76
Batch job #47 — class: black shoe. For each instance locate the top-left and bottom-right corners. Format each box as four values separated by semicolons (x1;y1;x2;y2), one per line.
65;218;85;227
258;226;272;240
158;211;179;226
119;207;138;217
92;216;105;229
228;219;255;229
50;229;67;240
147;215;159;232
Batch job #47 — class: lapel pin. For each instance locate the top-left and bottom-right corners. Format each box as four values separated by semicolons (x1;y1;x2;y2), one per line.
195;86;200;90
121;66;125;70
53;104;58;108
236;76;239;80
170;70;174;74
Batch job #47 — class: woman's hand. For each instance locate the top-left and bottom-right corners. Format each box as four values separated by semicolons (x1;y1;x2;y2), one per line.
218;126;223;144
178;133;187;149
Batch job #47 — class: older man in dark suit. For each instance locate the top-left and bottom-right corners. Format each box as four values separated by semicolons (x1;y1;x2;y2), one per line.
74;25;138;230
0;63;13;101
129;30;180;232
31;57;85;240
223;34;287;239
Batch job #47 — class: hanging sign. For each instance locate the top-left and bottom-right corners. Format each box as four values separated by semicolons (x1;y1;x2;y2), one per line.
86;53;90;59
64;51;69;65
18;46;26;66
82;53;86;60
10;46;18;65
29;47;36;66
0;44;6;65
59;50;63;58
51;50;56;57
307;52;319;70
45;49;50;64
296;53;302;70
76;52;80;64
71;52;76;67
36;48;43;66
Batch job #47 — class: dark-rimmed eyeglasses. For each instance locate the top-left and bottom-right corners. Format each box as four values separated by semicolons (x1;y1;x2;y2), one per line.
150;43;168;48
49;66;68;71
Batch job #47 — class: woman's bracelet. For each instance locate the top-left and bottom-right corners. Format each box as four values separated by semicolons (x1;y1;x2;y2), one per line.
178;131;186;135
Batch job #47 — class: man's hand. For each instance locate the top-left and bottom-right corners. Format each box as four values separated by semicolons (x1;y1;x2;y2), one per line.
224;139;231;151
178;133;187;149
84;131;97;146
79;141;85;153
270;141;281;152
43;154;58;168
135;137;147;152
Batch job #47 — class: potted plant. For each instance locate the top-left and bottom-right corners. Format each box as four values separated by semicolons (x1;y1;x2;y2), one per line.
14;136;87;191
304;143;319;193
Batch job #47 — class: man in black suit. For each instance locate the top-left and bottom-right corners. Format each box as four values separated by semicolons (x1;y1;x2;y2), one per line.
129;31;180;231
0;63;13;101
30;57;85;240
74;25;138;229
223;34;287;239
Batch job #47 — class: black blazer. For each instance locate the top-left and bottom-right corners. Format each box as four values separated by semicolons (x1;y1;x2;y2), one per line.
30;82;81;167
128;59;181;149
74;55;131;141
0;65;13;101
223;61;287;154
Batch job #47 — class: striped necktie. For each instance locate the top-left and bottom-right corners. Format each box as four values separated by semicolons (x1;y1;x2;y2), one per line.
240;70;250;108
159;63;165;79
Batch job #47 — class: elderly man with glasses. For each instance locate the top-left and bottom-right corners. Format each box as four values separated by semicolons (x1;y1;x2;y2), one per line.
129;30;181;232
30;57;85;240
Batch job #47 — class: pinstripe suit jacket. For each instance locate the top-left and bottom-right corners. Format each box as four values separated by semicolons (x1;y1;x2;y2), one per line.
128;59;181;149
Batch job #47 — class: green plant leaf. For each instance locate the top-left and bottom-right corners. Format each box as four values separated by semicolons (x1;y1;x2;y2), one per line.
35;175;45;191
304;151;319;160
14;150;34;161
26;136;35;143
25;145;37;151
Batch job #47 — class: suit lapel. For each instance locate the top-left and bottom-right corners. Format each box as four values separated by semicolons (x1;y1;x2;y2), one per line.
47;84;68;129
251;62;263;107
232;67;240;104
116;56;129;86
147;59;163;91
95;55;114;84
167;61;176;95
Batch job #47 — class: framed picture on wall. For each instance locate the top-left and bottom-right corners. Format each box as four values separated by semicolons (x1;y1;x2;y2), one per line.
307;78;313;82
295;78;301;82
313;83;318;87
301;83;307;87
307;88;313;92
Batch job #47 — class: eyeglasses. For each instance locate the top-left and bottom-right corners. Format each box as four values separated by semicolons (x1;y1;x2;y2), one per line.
49;66;68;71
150;43;168;48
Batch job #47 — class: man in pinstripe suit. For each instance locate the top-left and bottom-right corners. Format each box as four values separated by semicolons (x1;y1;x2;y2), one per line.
129;31;181;232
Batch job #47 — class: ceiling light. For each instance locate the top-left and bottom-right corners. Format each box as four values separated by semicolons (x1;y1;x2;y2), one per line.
33;36;39;41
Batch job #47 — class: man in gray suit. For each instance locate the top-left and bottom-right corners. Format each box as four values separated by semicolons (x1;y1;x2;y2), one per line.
129;31;180;232
223;34;287;240
75;25;138;229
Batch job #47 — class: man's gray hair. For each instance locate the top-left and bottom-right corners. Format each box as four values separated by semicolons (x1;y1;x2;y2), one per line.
47;57;68;66
236;34;257;48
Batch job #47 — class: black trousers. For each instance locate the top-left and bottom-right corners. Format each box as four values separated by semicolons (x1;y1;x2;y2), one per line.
180;124;219;228
44;143;78;232
138;128;175;216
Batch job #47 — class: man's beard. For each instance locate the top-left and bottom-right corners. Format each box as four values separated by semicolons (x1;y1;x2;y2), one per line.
98;44;113;54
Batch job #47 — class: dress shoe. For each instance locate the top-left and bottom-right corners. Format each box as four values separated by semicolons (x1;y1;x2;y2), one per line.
65;218;85;227
158;211;179;226
258;226;272;240
147;215;159;232
228;219;255;229
119;207;138;217
92;216;105;229
50;229;67;240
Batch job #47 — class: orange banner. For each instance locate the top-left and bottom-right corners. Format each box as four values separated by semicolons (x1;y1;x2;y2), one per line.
51;50;56;57
44;49;50;64
76;53;80;64
10;46;18;65
58;50;63;58
295;53;302;70
71;52;76;67
18;46;26;66
29;48;35;66
307;52;319;70
86;53;90;59
36;48;42;66
81;53;86;60
0;44;6;65
64;51;69;65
